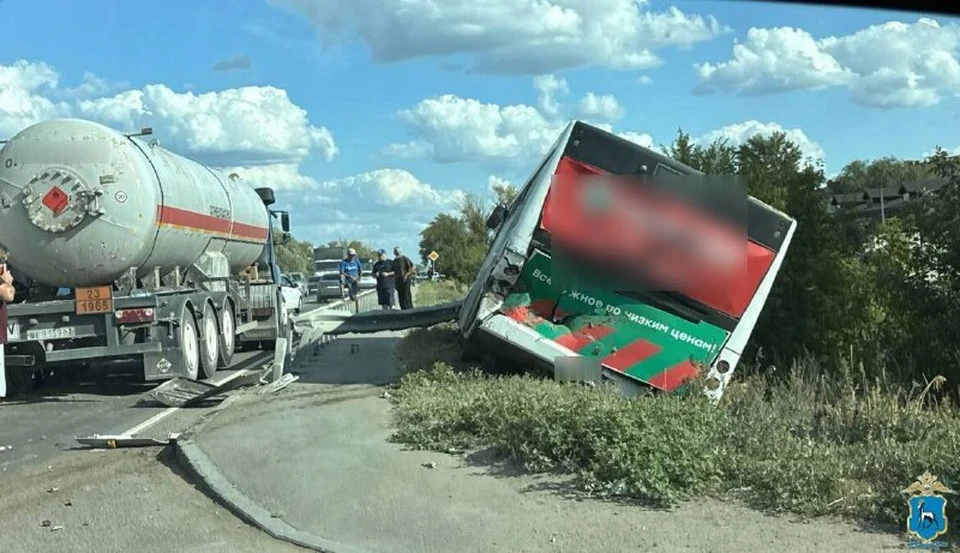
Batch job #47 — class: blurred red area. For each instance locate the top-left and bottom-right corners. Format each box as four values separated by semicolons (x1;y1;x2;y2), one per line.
541;156;775;319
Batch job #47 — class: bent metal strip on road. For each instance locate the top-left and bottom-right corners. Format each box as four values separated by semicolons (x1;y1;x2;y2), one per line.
119;290;379;440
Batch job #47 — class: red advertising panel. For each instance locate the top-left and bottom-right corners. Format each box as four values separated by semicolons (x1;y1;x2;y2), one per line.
541;156;775;319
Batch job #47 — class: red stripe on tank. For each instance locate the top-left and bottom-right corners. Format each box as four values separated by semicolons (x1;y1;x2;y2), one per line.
230;221;270;241
156;206;269;241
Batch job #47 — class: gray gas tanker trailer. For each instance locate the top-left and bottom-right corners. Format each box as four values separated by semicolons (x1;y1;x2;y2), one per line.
0;118;295;394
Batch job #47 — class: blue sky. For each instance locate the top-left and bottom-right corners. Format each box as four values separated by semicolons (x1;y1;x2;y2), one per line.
1;0;958;259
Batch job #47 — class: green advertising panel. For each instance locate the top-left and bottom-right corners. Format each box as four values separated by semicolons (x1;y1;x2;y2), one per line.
500;250;730;390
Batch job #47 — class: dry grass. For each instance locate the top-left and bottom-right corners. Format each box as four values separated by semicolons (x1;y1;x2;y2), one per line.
414;280;468;307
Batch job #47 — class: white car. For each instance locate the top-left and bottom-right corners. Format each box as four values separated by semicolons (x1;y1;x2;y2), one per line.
288;272;309;295
359;270;377;290
280;274;304;314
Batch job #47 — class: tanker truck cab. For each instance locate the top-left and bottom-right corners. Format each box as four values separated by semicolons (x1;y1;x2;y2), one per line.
0;118;295;395
235;194;294;352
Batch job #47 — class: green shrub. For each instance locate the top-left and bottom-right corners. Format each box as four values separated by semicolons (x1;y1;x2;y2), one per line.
389;329;960;530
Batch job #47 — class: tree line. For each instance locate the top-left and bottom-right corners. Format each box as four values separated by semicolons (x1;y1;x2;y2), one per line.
275;238;379;275
417;130;960;388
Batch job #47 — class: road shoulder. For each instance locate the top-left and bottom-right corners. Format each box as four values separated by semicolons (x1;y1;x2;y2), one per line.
173;332;902;553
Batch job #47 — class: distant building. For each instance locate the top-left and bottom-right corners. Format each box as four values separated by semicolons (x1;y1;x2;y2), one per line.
826;176;949;222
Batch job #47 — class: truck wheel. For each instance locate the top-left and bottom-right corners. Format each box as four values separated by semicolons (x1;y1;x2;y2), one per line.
199;301;220;379
178;305;201;381
217;300;236;368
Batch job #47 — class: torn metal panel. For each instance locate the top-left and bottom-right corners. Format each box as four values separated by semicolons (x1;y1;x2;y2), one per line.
458;123;573;339
258;373;299;395
149;378;220;407
477;313;646;398
148;369;260;407
293;300;462;336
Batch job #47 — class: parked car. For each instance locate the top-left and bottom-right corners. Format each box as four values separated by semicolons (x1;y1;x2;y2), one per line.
359;270;377;290
315;271;345;303
280;274;304;314
287;272;308;295
306;275;323;296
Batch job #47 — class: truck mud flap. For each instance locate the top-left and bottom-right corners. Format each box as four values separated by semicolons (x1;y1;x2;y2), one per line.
142;293;214;381
293;300;462;336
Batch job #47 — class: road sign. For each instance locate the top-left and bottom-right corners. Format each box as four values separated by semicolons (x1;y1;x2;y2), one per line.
427;251;439;262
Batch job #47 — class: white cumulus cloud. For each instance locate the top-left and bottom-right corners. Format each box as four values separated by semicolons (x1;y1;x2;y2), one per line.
382;76;650;170
695;17;960;108
0;60;71;138
79;85;338;165
534;74;568;117
577;92;624;122
275;169;467;255
387;93;564;167
617;131;655;149
0;60;338;169
269;0;729;74
694;120;824;164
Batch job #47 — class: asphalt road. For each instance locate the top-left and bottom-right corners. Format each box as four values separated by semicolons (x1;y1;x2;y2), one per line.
0;444;307;553
0;299;325;483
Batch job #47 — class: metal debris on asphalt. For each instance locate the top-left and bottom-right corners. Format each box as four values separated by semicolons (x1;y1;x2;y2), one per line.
74;435;172;449
258;373;299;395
422;462;437;469
148;378;220;408
148;368;260;408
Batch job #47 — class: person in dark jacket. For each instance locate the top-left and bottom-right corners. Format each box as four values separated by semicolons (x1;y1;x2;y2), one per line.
393;246;415;310
372;249;395;310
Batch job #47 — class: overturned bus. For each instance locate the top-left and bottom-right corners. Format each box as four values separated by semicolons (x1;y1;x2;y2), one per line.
456;121;796;401
299;121;797;401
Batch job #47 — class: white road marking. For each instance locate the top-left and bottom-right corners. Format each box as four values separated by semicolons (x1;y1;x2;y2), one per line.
120;407;179;438
118;371;251;438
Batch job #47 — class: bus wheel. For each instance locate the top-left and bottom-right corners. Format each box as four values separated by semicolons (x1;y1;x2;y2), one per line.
200;300;220;379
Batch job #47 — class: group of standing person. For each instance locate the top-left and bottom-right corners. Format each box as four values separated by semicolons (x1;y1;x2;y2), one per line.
338;246;416;311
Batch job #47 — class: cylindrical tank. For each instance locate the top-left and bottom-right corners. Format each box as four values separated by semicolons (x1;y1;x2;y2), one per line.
0;118;270;287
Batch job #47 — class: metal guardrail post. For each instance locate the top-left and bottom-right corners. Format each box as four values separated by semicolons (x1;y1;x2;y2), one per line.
271;337;287;383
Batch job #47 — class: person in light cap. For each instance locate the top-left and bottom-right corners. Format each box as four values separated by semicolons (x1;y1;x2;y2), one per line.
393;246;415;310
339;247;362;301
